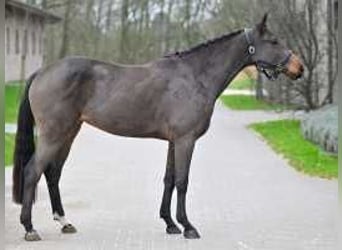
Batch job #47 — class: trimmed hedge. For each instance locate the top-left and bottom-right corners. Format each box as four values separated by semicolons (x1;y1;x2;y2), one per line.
301;105;337;154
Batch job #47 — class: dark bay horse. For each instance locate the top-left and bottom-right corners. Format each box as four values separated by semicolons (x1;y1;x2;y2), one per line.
12;14;303;241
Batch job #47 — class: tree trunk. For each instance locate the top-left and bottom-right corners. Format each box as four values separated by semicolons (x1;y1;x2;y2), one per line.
184;0;192;46
256;73;264;100
20;10;29;82
326;0;334;104
86;0;94;21
164;0;174;52
120;0;129;62
93;0;104;57
159;0;166;54
41;0;47;9
27;0;37;5
59;0;73;59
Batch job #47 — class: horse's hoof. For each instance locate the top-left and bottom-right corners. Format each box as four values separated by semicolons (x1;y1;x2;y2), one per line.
62;224;77;234
183;228;200;239
166;225;182;234
25;230;42;241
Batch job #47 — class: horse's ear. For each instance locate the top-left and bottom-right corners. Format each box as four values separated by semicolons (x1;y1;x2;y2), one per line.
257;13;268;35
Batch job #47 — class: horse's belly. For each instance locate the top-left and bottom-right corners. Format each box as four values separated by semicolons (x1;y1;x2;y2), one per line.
81;114;166;139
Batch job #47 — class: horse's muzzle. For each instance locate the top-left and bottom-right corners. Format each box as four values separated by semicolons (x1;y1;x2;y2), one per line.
285;54;304;80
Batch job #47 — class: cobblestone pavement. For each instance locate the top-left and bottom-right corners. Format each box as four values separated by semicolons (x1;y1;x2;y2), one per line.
5;103;338;250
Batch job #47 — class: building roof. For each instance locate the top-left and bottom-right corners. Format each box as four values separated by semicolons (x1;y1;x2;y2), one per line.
5;0;62;23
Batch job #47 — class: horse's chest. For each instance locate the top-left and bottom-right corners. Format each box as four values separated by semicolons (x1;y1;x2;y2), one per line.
167;100;214;139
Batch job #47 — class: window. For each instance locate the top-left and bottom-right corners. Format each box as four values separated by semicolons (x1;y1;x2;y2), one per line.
32;31;36;55
15;29;20;54
23;29;28;54
6;27;10;55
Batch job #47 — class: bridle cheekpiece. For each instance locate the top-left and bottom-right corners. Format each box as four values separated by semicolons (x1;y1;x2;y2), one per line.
244;28;291;81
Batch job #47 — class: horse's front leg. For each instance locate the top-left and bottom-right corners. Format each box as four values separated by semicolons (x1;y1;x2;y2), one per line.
174;135;200;239
160;142;182;234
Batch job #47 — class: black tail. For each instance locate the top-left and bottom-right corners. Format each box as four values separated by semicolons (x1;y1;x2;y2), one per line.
12;73;37;204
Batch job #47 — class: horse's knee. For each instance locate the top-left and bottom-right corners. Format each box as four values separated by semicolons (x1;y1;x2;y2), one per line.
163;175;174;188
175;180;188;193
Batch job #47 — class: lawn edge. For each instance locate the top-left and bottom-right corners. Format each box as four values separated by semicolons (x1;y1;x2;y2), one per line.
248;120;337;180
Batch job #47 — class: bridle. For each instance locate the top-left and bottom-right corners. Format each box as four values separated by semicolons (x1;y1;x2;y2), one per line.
244;28;291;81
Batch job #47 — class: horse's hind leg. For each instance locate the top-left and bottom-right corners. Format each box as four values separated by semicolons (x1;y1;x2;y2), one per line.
21;124;80;241
21;140;66;241
44;126;80;234
159;142;181;234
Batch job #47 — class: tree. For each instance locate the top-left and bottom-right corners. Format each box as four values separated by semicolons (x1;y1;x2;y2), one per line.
119;0;129;62
263;0;332;109
59;0;73;58
40;0;336;111
323;0;338;105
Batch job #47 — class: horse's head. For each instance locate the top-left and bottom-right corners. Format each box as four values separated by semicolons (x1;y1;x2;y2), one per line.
246;14;304;81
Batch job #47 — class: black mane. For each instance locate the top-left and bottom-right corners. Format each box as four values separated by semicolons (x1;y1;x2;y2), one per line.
165;29;243;57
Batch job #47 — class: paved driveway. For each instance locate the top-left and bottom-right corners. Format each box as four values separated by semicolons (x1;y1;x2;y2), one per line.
5;103;338;250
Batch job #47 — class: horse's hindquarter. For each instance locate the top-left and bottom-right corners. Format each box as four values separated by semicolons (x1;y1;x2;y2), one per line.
29;57;96;137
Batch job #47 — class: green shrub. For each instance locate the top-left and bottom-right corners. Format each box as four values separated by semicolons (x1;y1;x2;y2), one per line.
301;105;337;154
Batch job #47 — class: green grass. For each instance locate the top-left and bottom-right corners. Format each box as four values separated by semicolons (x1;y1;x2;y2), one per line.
220;95;286;111
5;84;24;123
5;133;15;167
229;77;256;90
5;83;24;166
250;120;338;179
6;80;24;85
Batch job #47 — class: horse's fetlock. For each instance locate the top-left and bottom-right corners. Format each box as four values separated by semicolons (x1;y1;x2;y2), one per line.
20;215;32;231
176;213;187;225
160;211;168;219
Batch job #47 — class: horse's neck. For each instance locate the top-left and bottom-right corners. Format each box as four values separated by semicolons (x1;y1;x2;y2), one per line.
184;34;250;100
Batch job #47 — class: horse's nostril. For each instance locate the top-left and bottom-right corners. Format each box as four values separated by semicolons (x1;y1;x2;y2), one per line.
296;71;303;79
295;65;304;79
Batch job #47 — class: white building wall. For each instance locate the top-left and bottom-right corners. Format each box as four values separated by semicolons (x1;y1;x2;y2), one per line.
5;9;44;82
